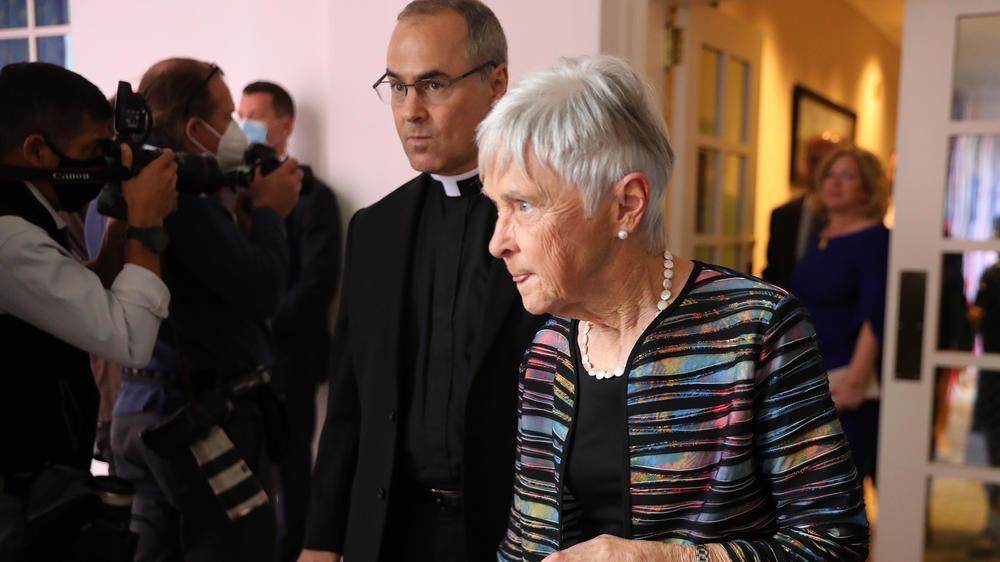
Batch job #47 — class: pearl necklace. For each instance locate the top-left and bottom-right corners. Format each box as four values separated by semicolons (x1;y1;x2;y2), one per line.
579;250;674;380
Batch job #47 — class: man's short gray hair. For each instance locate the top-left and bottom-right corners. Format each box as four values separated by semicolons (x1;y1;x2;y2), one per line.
477;55;673;252
398;0;508;71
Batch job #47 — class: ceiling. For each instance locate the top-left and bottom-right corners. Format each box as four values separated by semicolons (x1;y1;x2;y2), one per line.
841;0;906;47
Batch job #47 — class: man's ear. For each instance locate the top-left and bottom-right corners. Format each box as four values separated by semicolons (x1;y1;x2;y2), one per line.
21;134;57;168
278;115;294;140
184;117;211;153
490;62;509;103
184;117;201;142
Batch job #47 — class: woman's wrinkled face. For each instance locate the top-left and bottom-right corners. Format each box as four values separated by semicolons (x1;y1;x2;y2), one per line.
821;155;869;215
483;155;613;317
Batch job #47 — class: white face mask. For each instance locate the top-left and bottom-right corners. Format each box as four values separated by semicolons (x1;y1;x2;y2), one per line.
188;118;249;172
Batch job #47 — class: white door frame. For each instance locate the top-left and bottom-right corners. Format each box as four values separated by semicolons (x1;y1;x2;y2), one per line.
878;1;1000;559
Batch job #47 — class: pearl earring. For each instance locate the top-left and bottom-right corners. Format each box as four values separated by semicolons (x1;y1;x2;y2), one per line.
617;229;628;240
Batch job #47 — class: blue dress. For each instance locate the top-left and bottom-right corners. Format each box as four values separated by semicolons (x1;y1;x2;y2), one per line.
789;222;890;480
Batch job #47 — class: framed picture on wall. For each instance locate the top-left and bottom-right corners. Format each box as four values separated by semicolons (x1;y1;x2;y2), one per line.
789;84;857;187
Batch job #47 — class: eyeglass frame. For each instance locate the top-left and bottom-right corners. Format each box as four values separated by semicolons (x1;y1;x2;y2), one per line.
183;63;222;119
371;61;498;105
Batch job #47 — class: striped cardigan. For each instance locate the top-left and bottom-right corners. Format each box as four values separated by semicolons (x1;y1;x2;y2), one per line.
498;264;870;561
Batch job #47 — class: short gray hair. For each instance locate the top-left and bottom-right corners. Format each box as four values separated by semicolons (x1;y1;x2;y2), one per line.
398;0;508;71
477;55;673;252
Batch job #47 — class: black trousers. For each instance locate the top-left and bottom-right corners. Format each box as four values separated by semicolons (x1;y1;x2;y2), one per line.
380;488;468;561
272;382;317;562
111;398;276;562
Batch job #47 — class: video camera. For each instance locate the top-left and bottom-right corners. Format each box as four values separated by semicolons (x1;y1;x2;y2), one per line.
97;80;311;220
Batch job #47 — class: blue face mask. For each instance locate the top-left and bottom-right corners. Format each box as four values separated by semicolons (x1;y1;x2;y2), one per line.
240;118;269;146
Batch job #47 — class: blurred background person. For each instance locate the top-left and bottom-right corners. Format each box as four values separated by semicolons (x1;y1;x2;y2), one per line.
789;145;890;486
763;131;844;289
967;263;1000;556
238;80;342;562
111;58;302;562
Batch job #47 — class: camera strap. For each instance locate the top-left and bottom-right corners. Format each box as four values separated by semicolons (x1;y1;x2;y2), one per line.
0;164;128;184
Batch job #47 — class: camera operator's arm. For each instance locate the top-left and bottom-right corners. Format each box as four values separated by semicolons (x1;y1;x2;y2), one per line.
249;157;302;218
0;146;178;367
120;145;178;276
89;146;176;288
89;217;127;289
165;159;300;321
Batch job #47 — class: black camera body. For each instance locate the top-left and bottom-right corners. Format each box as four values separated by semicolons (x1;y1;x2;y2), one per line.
97;81;307;220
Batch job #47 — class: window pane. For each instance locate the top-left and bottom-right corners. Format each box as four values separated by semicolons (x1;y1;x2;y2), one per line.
723;57;749;144
698;47;720;136
938;252;997;354
0;0;26;28
944;135;1000;240
721;154;745;236
34;0;68;26
718;245;740;272
696;148;718;234
926;476;1000;561
693;245;714;264
0;38;28;65
952;14;1000;121
37;34;67;66
932;367;1000;469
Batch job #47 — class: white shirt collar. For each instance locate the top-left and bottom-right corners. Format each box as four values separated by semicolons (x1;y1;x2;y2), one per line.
24;181;66;229
430;168;480;198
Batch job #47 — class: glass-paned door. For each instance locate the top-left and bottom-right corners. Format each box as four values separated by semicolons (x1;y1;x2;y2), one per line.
878;1;1000;560
667;4;760;272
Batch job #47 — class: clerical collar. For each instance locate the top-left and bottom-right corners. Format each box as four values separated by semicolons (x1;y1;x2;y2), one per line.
430;168;481;197
23;181;66;229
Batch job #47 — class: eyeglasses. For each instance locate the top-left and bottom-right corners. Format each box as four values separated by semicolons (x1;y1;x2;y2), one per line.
372;61;497;106
183;63;221;118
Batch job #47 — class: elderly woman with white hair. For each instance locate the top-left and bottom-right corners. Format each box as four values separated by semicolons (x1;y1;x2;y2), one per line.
478;56;870;561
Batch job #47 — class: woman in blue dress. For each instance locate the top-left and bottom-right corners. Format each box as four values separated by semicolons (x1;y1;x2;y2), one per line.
789;146;891;482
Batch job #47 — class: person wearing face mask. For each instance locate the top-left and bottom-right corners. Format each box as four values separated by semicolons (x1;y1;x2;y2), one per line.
109;58;303;562
237;80;342;562
0;62;178;558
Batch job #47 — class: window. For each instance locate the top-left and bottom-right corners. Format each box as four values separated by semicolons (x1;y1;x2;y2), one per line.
0;0;70;68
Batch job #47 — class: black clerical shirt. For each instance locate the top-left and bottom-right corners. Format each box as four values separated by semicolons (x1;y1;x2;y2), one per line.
401;172;494;488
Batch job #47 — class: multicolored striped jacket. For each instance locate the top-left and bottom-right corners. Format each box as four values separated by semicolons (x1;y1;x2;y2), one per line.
498;264;870;561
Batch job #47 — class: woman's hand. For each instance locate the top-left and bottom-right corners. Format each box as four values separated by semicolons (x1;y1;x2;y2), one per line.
830;375;868;412
833;320;881;412
541;535;729;561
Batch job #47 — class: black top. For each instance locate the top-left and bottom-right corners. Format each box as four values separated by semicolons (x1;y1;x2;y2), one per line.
147;191;289;376
566;323;627;542
0;181;97;474
401;174;495;487
270;170;342;392
762;196;822;290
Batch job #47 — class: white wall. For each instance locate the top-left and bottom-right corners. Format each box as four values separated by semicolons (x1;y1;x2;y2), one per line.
72;0;600;220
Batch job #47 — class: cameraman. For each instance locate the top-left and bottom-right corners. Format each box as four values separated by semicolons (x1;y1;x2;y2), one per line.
110;58;301;561
0;62;177;555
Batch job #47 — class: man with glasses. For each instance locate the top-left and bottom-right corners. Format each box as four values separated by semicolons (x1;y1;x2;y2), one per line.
110;58;303;562
301;2;541;561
